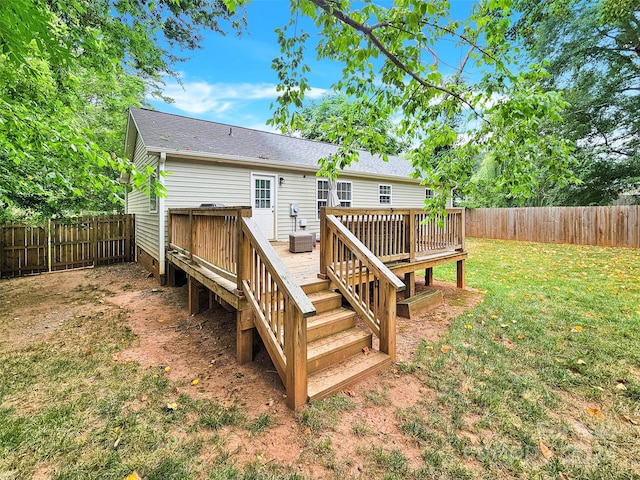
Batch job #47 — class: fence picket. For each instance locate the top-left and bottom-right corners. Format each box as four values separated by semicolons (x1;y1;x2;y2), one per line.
1;215;135;278
465;206;640;248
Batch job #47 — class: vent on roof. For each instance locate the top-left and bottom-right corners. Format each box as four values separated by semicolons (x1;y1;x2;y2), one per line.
228;127;233;136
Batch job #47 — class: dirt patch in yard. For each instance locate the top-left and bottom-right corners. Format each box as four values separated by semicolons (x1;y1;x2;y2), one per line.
0;262;481;477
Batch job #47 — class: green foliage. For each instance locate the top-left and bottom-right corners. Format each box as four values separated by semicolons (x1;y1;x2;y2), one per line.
0;0;244;220
296;93;409;155
513;0;640;205
269;0;575;210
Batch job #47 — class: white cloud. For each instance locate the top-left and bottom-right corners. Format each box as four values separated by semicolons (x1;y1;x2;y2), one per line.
160;77;326;116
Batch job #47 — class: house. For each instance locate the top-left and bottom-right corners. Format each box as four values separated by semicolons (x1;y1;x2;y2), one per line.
124;107;447;282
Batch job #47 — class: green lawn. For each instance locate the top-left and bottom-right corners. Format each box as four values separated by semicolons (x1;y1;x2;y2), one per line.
401;238;640;479
0;238;638;479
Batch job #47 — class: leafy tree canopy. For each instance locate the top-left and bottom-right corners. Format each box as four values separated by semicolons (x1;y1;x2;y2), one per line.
512;0;640;205
0;0;243;221
297;93;409;155
268;0;576;211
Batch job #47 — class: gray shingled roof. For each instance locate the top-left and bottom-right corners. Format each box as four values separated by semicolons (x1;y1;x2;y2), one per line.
129;107;416;180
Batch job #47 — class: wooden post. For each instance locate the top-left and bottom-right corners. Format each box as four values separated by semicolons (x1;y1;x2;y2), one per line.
378;280;396;361
188;275;201;315
460;208;466;251
167;210;172;252
236;307;254;364
456;259;466;289
188;209;194;263
318;207;328;279
236;208;251;292
284;306;307;409
91;216;98;266
424;267;433;286
407;210;416;262
404;271;415;299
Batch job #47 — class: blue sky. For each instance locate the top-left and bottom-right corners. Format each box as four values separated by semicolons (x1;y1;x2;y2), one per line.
148;0;478;131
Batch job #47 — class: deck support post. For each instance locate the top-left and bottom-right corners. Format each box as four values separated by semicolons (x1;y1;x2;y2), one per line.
188;275;201;315
285;308;308;409
378;280;397;361
167;263;177;287
424;267;433;286
403;271;416;299
236;307;254;364
456;259;465;289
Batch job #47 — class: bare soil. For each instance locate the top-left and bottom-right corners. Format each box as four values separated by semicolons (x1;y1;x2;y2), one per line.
0;262;482;477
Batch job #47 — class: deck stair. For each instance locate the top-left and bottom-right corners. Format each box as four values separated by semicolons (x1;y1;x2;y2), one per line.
301;278;392;402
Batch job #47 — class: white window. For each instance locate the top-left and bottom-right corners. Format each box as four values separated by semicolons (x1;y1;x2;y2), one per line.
149;169;158;214
379;184;392;205
425;188;434;200
317;179;353;219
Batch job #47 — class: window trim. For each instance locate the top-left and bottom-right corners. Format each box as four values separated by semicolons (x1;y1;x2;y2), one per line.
425;188;434;200
378;184;392;205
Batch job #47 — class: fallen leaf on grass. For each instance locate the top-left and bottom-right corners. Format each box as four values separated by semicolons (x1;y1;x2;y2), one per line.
587;407;603;418
123;472;141;480
164;366;171;373
191;379;199;386
513;423;522;431
539;441;553;459
83;348;92;356
343;387;355;397
559;473;570;480
615;383;627;391
576;359;587;365
303;428;311;435
518;334;525;340
440;345;451;353
113;437;121;449
502;338;514;349
622;415;638;426
166;402;178;411
572;326;583;332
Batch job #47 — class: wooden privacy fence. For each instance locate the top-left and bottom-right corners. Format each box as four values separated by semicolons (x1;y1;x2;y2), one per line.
465;206;640;248
1;215;135;278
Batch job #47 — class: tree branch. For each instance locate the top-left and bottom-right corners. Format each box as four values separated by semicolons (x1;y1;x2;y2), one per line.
307;0;486;119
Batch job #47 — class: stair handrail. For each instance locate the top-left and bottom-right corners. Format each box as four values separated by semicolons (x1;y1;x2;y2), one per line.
238;217;316;409
321;213;405;360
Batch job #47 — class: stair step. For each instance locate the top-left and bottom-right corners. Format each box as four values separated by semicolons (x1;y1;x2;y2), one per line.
301;278;331;294
306;290;342;314
308;350;392;402
307;307;357;342
307;328;372;374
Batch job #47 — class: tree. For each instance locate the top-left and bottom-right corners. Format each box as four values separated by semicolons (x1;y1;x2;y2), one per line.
513;0;640;205
297;93;409;155
269;0;576;211
0;0;243;221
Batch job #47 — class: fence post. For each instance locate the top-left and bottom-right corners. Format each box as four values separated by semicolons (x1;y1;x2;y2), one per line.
91;216;98;266
47;218;53;273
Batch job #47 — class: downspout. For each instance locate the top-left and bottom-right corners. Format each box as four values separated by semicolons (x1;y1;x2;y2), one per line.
158;152;167;284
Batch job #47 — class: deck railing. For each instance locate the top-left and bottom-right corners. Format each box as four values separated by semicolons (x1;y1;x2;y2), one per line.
168;207;251;289
239;217;316;409
320;214;405;359
323;208;465;262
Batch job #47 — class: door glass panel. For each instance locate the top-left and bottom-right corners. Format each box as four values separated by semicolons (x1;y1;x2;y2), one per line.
254;178;271;209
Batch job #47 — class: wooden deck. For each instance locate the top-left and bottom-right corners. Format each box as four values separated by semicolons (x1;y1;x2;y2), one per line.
165;206;467;409
272;242;321;286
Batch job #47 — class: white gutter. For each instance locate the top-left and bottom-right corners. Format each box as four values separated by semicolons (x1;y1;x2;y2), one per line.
145;147;421;185
158;152;167;280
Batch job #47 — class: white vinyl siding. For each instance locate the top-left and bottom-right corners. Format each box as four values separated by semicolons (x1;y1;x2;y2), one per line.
379;184;392;205
126;135;160;260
